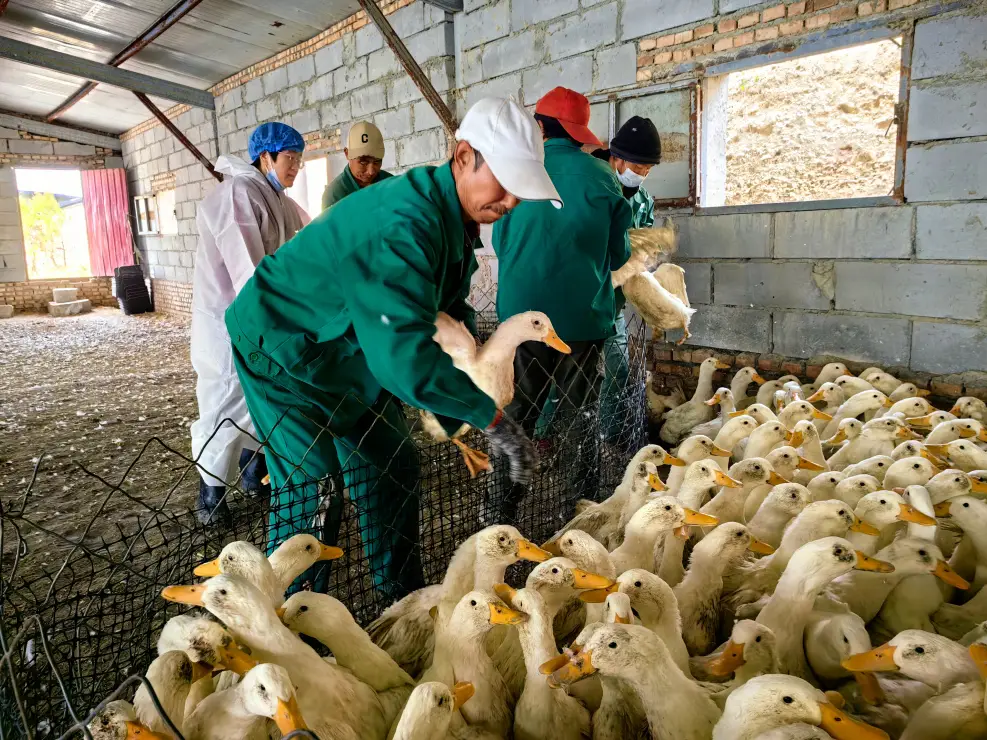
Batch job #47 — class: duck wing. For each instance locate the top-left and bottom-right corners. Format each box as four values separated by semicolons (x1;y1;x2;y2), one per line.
366;584;441;678
433;312;477;370
653;263;691;308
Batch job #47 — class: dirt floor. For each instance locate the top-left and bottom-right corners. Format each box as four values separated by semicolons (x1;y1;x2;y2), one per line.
726;38;901;205
0;308;198;552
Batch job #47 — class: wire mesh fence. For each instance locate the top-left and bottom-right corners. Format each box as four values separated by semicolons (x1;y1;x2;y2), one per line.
0;311;648;739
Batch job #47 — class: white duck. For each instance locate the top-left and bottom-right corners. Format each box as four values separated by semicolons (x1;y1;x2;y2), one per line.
748;484;812;549
713;674;888;740
689;387;737;440
834;375;877;398
923;418;986;445
669;435;732;493
805;362;852;394
807;471;847;503
646;372;687;423
703;458;789;525
828;417;916;472
731;366;768;407
548;622;722;739
884;456;940;490
790;421;828;485
661;358;731;444
745;447;822;520
423;310;571;476
703;620;779;690
88;701;170;740
623;263;697;344
842;629;981;693
162;575;382;740
823;419;864;451
495;585;592;740
755;375;802;409
822;391;893;439
676;522;775;656
713;413;762;467
928;439;987;473
183;663;307;740
582;568;692;675
951;397;987;426
366;525;550;677
390;681;480;740
863;371;903;397
878;396;933;421
806;383;846;434
420;590;524;738
133;651;210;738
889;382;932;403
756;537;893;680
778;400;832;432
849;490;935;555
831;475;882;509
611;495;718;574
842;456;892;484
742;421;793;461
265;533;347;594
936;495;987;592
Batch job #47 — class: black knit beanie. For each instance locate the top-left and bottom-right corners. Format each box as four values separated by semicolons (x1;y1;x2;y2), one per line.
609;116;662;165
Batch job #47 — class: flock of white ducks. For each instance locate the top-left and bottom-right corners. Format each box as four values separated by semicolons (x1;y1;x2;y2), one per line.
91;363;987;739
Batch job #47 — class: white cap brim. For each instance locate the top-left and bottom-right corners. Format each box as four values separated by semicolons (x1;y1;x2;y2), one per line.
484;153;563;209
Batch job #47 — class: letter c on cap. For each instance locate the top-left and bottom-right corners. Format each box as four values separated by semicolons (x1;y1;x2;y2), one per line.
361;133;369;143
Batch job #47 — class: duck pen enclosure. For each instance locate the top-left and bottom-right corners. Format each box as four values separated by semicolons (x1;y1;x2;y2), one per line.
0;313;649;739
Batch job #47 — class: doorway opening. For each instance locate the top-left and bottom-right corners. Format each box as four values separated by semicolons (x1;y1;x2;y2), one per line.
15;168;91;279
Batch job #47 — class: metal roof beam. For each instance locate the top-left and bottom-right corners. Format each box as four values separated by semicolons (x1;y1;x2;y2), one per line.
0;111;121;150
0;36;215;111
46;0;207;122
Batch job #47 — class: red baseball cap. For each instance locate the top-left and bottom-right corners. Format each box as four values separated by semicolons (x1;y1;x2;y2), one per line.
534;87;603;148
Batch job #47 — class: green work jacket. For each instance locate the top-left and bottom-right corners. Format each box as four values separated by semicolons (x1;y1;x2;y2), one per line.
321;165;393;210
629;186;655;229
228;163;495;436
492;139;632;343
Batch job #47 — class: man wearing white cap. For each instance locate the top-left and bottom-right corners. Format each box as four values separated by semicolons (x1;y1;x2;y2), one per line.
225;97;560;599
321;120;393;209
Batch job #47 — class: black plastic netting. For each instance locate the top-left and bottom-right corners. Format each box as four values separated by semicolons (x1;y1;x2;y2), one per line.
0;312;649;739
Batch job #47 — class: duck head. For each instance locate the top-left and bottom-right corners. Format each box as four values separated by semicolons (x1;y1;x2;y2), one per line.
157;615;254;675
632;443;686;468
603;592;635;625
707;620;778;677
240;663;307;735
854;490;935;531
267;533;344;587
889;382;931;403
807;471;846;501
673;435;732;463
863;371;902;397
730;457;789;489
547;623;665;687
501;311;571;354
526;557;614;609
87;701;170;740
950;397;987;421
873;538;967;588
834;376;877;397
835;475;881;509
475;525;552;566
762;483;811;519
842;629;979;690
581;568;677;629
452;590;526;638
193;540;286;607
815;363;850;387
926;469;982;504
731;403;777;425
843;456;892;483
544;529;614;578
392;682;474;740
807;381;845;408
279;591;352;636
935;496;987;539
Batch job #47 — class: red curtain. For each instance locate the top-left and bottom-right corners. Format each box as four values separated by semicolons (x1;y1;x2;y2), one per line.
81;169;134;276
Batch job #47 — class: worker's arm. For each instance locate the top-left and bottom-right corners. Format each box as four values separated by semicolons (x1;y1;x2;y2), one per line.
445;244;479;337
338;215;497;433
636;188;656;229
218;180;276;294
608;192;633;271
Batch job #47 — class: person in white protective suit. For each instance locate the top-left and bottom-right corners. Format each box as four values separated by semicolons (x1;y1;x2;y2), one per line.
189;122;310;526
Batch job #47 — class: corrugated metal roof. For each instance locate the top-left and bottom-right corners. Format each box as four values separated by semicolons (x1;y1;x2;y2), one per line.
0;0;362;134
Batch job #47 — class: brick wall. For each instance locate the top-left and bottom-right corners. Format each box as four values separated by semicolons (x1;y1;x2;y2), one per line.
151;279;193;318
1;126;122;284
0;277;116;312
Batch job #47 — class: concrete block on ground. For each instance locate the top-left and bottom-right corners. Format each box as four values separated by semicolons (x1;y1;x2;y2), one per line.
594;43;637;91
773;312;911;366
53;142;96;156
715;262;831;310
681;263;711;305
374;106;413;138
913;12;987;80
547;3;617;62
681;304;772;353
463;0;510;50
906;141;987;202
481;30;544;79
351;82;388;118
8;139;54;155
522;54;593;99
397;129;446;166
834;263;987;321
262;67;288;96
0;305;13;319
51;287;78;303
774;207;912;259
314;42;344;76
334;61;370;96
620;0;713;41
287;56;316;86
911;322;987;375
909;81;987;142
916;203;987;261
677;213;771;259
48;299;91;317
511;0;578;31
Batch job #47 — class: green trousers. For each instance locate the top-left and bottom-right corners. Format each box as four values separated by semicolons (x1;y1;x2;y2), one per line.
230;340;424;601
600;312;631;446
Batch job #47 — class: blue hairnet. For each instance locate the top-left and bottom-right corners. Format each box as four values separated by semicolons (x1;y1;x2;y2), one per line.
248;122;305;162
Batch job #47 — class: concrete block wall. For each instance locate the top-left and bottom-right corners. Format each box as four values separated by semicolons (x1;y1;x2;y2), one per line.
671;6;987;377
120;105;220;286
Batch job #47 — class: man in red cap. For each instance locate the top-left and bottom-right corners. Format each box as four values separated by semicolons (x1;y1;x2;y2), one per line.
486;86;632;525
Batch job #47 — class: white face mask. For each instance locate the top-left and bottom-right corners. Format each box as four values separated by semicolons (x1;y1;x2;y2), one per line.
616;168;646;188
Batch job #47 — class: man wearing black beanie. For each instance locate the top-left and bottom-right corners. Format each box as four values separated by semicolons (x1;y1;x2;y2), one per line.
594;116;662;448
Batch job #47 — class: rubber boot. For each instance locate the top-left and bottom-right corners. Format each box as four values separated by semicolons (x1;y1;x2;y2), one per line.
197;479;232;527
239;449;271;496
